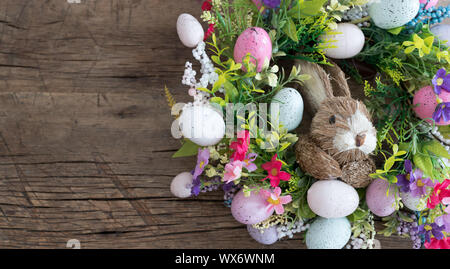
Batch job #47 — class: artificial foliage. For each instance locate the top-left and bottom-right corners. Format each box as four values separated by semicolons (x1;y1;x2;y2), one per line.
167;0;450;249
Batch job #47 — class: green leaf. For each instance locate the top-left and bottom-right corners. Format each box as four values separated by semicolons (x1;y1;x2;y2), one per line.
282;18;298;43
212;74;226;93
438;125;450;140
388;26;404;35
172;139;200;158
298;197;316;219
423;140;450;159
413;153;433;177
223;81;239;102
295;0;328;18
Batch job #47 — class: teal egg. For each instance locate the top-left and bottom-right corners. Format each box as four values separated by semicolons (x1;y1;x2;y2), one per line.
270;88;304;131
306;217;351;249
368;0;420;29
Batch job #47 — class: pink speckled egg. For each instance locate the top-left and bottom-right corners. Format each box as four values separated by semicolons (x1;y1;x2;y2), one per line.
413;86;450;125
366;178;397;217
234;27;272;72
231;189;273;224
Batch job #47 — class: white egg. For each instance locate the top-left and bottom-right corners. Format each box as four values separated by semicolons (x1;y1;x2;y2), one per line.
431;24;450;47
170;172;193;198
321;23;365;59
179;105;225;146
177;13;204;48
368;0;420;29
270;88;304;131
307;180;359;218
400;191;426;211
306;217;351;249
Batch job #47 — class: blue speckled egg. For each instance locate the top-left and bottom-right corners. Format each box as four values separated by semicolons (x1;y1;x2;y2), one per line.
368;0;420;29
270;88;304;131
247;225;278;245
431;24;450;47
306;217;351;249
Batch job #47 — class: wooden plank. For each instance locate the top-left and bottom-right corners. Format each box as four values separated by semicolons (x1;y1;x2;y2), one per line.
0;0;415;248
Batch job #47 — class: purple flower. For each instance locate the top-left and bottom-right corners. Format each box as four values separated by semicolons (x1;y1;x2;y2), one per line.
409;169;434;198
193;148;209;179
396;160;413;192
242;153;258;172
262;0;280;8
191;148;210;196
432;68;450;94
432;102;450;123
416;223;445;242
435;214;450;233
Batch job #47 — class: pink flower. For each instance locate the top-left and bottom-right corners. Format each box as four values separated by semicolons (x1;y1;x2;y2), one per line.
242;153;258;172
204;23;215;41
260;187;292;215
201;0;212;11
223;160;243;184
261;154;291;187
420;0;438;10
424;237;450;249
230;130;250;161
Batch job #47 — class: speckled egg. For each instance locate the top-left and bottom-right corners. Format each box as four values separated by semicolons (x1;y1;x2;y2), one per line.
413;86;450;126
247;225;278;245
431;24;450;47
179;105;225;146
234;27;272;72
306;217;351;249
307;180;359;218
400;191;426;211
170;172;193;198
366;178;397;217
321;23;365;59
270;88;304;131
231;189;273;225
368;0;420;29
177;13;204;48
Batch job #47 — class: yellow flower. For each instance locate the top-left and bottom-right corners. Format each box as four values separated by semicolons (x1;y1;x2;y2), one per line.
403;34;434;57
437;50;450;63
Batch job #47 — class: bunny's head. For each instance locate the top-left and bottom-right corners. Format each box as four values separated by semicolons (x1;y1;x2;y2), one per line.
311;96;377;165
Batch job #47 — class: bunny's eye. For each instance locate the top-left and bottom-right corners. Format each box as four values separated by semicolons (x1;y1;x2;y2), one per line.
329;115;336;124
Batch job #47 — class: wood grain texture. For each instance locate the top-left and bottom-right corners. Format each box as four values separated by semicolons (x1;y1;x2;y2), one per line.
0;0;417;249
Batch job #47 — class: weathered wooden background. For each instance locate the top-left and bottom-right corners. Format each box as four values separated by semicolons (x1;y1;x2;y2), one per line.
0;0;430;248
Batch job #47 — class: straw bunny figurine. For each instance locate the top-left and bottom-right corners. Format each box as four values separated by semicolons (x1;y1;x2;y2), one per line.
294;59;377;188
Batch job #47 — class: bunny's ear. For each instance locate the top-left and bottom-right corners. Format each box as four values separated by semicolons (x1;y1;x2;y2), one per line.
322;61;351;98
294;59;334;114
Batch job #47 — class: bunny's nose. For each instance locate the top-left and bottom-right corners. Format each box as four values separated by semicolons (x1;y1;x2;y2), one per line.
356;133;366;147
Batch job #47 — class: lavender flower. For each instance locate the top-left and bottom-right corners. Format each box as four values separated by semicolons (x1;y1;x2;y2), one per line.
262;0;281;8
415;223;445;243
432;102;450;123
432;68;450;94
396;160;413;192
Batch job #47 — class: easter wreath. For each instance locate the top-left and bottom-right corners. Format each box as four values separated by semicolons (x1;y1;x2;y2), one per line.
167;0;450;249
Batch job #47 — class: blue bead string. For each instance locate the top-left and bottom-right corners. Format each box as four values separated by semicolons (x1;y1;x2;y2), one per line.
406;1;450;33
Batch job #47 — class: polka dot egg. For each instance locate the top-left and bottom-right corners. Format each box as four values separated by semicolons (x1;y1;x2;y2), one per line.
234;27;272;72
270;88;304;131
231;189;273;225
366;178;397;217
306;217;351;249
400;191;426;211
368;0;420;29
413;86;450;126
247;225;278;245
